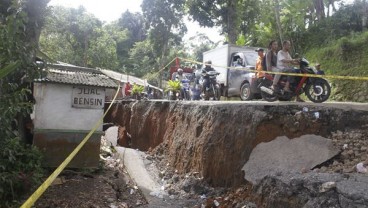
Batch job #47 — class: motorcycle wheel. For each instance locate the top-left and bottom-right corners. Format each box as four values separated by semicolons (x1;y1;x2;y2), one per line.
212;84;220;101
260;80;278;102
305;79;331;103
240;83;254;101
184;90;190;100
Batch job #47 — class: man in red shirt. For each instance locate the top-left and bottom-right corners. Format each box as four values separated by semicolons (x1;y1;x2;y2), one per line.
124;82;131;96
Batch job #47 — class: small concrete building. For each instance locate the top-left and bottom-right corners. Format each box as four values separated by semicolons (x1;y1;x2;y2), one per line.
32;64;117;168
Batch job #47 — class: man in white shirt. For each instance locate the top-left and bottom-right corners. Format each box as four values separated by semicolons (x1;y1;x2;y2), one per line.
274;40;298;88
276;40;304;101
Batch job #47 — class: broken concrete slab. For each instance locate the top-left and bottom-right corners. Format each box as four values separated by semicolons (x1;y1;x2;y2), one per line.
242;134;340;184
253;172;368;208
104;126;118;146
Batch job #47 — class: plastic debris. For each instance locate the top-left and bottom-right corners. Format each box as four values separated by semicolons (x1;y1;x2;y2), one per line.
214;200;220;207
343;144;348;150
314;112;320;119
303;107;309;112
356;162;368;173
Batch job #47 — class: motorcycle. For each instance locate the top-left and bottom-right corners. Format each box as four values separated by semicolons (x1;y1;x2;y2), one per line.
201;70;221;101
259;58;331;103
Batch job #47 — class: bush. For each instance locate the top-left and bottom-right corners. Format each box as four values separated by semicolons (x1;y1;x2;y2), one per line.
0;138;44;207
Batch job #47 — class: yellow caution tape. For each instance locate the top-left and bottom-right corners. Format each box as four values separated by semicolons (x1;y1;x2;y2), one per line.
179;57;368;81
157;57;177;74
21;83;121;208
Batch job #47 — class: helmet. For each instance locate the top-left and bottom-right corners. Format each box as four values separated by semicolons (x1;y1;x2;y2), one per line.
177;68;183;74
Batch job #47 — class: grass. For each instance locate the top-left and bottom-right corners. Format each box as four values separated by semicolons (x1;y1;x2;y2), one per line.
304;31;368;102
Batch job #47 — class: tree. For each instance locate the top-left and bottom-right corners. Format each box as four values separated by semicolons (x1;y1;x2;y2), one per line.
39;6;127;70
116;10;147;70
142;0;187;67
187;0;241;44
0;0;48;205
187;33;216;62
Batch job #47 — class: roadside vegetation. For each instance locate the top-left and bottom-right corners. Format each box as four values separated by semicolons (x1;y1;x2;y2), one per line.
0;0;48;206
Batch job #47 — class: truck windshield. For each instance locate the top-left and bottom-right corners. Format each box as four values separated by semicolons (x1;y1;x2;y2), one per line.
243;52;258;66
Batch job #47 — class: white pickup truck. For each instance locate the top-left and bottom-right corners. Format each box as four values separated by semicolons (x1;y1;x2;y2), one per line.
203;44;262;100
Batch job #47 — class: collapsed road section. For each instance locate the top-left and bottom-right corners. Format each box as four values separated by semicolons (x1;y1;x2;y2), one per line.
106;101;368;207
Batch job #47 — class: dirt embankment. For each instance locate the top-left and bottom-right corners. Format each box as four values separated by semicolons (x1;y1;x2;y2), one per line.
107;101;368;188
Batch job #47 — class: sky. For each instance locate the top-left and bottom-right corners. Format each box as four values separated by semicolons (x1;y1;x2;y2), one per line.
48;0;224;43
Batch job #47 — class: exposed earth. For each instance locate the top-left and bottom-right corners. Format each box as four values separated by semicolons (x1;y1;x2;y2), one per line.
28;100;368;208
34;138;147;208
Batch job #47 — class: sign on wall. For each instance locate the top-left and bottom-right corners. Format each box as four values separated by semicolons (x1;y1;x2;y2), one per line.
72;86;105;109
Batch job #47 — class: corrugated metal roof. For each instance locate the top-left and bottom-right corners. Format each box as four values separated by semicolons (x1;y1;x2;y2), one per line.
100;69;163;91
35;68;118;88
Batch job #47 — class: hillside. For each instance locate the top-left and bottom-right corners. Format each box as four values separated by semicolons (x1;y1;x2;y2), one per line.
305;31;368;102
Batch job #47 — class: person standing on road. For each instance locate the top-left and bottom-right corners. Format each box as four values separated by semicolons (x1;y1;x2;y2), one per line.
124;82;131;97
255;48;265;78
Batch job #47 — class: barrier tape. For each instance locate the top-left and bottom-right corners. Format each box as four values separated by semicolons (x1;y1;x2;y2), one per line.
179;57;368;81
21;83;121;208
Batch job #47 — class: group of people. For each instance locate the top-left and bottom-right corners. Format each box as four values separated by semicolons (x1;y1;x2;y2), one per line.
255;40;308;102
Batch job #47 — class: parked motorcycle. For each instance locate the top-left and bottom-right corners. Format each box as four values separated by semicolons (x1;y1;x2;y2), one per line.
201;70;221;101
259;58;331;103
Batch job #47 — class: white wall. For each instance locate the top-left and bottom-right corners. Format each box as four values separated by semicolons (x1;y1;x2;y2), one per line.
33;83;104;131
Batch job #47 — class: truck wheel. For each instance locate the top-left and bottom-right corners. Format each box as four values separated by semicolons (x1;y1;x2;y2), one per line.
240;83;254;101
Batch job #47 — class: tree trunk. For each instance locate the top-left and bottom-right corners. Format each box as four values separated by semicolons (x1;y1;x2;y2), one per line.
227;0;238;44
84;34;88;67
274;0;283;44
314;0;325;21
363;0;367;30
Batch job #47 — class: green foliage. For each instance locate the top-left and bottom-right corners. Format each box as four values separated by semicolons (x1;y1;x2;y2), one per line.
142;0;187;67
0;137;44;207
131;84;145;95
165;80;181;92
39;6;124;69
188;33;217;62
304;31;368;102
0;0;47;205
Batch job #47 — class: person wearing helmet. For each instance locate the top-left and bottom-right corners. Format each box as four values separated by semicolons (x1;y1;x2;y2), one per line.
175;68;184;82
201;60;215;92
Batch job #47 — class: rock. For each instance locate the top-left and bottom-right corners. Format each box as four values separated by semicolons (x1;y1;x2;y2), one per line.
320;181;336;192
107;198;115;203
167;188;177;195
342;167;354;173
361;146;367;152
238;202;257;208
332;161;340;166
172;174;179;183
